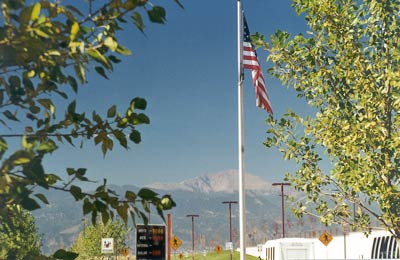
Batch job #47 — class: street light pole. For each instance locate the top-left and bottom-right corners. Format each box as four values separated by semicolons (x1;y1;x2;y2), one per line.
272;182;290;238
223;201;238;260
186;214;199;260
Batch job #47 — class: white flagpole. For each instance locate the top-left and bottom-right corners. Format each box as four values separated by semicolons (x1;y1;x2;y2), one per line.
237;1;246;260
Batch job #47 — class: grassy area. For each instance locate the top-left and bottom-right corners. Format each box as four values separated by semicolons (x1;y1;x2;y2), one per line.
170;251;259;260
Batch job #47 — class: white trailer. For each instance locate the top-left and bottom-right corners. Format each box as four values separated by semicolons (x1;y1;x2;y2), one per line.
264;238;315;260
256;229;399;260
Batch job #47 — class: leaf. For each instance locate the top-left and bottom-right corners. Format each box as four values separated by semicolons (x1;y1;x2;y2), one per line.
67;101;76;114
147;6;166;24
33;28;50;38
131;12;145;32
29;105;40;114
131;97;147;110
63;135;74;146
117;203;129;224
104;37;118;51
9;75;21;88
38;98;55;114
45;173;61;186
129;130;141;144
108;55;121;64
174;0;185;9
95;66;109;79
74;64;86;84
75;168;87;180
94;200;107;211
31;2;41;21
13;157;31;165
70;185;84;201
115;44;132;55
23;77;34;92
70;21;79;41
101;210;110;224
47;50;61;56
26;70;35;78
124;0;136;10
65;5;84;17
53;249;79;260
113;130;127;148
160;195;176;210
66;168;75;176
87;49;111;69
94;131;106;145
125;191;137;202
19;5;33;24
91;211;98;225
107;105;117;118
136;113;150;124
83;199;93;215
0;137;8;160
21;197;41;211
55;89;68;99
37;140;58;153
3;110;19;121
138;188;158;200
67;76;78;93
34;193;49;204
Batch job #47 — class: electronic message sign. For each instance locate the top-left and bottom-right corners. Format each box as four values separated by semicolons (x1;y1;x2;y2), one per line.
136;224;166;260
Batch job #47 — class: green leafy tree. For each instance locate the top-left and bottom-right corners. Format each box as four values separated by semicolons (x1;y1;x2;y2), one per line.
70;220;129;259
259;0;400;237
0;205;41;259
0;0;178;258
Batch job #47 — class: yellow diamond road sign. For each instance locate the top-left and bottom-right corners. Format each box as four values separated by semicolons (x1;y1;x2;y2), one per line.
171;235;182;251
215;245;223;253
319;231;333;246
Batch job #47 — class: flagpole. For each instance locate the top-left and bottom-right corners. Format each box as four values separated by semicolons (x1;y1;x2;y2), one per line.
237;1;246;260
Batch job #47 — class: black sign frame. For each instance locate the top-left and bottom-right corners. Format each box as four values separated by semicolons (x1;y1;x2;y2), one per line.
136;224;166;260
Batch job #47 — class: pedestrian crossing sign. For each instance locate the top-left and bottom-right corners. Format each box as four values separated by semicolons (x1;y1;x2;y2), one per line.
171;235;182;251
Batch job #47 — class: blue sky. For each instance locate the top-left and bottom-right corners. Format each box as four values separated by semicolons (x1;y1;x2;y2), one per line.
42;0;312;188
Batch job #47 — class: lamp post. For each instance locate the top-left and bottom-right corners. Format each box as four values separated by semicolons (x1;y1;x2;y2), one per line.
186;214;199;260
223;201;238;260
272;182;290;238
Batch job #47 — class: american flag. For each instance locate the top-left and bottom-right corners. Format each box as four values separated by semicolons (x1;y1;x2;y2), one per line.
243;15;273;114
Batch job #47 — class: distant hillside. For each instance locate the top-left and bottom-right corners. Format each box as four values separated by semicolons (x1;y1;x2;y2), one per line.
33;170;328;255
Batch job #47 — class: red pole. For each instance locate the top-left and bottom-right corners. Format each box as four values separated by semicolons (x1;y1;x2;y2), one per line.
167;214;172;260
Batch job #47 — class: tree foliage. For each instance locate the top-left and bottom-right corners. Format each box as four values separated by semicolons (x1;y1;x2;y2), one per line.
0;0;179;258
259;0;400;237
70;220;129;259
0;205;42;259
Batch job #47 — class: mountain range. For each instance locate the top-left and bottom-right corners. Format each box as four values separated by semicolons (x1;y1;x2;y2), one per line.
33;170;327;254
146;170;274;194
